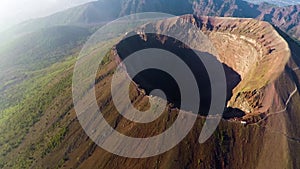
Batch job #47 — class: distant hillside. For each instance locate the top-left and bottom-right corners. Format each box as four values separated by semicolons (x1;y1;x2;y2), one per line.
4;0;193;37
0;26;90;70
258;4;300;39
0;0;194;71
192;0;300;40
6;0;298;41
246;0;300;6
0;0;299;73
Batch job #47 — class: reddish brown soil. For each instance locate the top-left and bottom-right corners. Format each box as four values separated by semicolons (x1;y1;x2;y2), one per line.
9;15;300;169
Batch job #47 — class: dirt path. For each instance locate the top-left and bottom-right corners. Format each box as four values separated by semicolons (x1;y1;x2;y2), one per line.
249;85;298;126
247;84;300;143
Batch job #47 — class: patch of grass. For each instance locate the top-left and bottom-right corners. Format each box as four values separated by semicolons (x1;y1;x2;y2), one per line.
0;56;75;167
0;38;119;168
43;127;68;156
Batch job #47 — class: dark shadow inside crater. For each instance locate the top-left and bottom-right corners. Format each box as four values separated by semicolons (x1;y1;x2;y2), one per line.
115;33;241;116
223;107;246;119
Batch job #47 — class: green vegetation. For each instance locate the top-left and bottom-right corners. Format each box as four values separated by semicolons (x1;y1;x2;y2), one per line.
101;51;112;65
0;26;90;70
0;36;119;168
0;55;76;167
43;127;68;156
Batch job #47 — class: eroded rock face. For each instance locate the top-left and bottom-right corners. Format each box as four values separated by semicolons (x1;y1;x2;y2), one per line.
115;15;291;119
192;0;300;41
193;16;290;117
110;15;300;168
115;32;240;116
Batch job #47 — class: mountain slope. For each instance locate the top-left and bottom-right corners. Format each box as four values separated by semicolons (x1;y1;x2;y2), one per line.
3;0;193;38
1;0;299;71
6;0;122;36
192;0;261;18
246;0;300;6
0;25;90;70
0;0;300;168
65;15;300;169
192;0;300;40
2;0;299;41
258;5;300;39
2;15;299;169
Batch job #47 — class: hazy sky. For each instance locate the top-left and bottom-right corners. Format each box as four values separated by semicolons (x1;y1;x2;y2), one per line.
0;0;96;31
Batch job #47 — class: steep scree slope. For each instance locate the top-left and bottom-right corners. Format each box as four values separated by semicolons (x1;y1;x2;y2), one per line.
8;15;300;169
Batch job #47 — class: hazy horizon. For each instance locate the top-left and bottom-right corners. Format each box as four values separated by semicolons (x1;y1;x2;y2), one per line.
0;0;96;32
0;0;300;32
